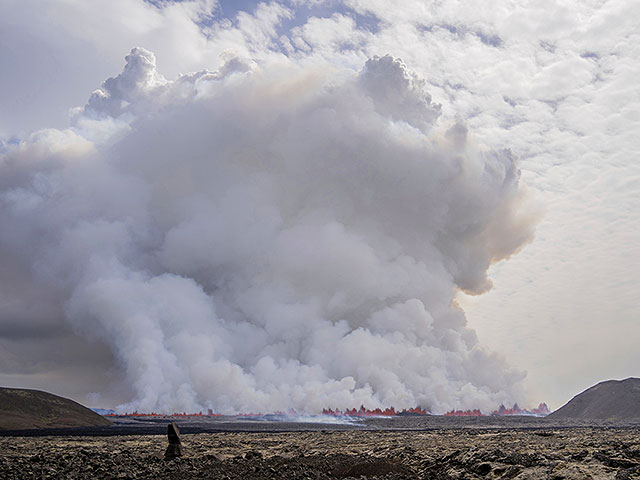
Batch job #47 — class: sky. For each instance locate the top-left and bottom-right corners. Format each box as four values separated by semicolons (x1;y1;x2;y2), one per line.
0;0;638;412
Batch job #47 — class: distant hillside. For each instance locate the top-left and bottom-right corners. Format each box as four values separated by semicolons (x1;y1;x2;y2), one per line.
0;387;112;430
548;378;640;421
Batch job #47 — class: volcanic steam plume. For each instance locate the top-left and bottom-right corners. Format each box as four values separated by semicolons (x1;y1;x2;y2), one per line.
0;48;536;414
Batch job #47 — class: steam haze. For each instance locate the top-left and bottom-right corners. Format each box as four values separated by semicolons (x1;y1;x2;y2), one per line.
0;48;534;413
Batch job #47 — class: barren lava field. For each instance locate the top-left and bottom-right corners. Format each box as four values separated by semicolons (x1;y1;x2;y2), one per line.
1;416;639;479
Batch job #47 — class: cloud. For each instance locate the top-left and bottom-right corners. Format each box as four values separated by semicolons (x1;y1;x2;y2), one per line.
3;0;637;413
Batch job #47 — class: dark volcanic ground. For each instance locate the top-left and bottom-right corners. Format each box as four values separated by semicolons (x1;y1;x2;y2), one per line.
1;416;639;479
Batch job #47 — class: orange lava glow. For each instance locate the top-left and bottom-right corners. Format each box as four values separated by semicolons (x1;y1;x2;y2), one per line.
322;406;427;417
104;409;222;417
445;403;550;417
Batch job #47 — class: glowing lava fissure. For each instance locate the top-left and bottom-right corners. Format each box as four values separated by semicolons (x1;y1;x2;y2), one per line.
104;407;426;418
445;403;550;417
321;406;427;417
104;403;549;418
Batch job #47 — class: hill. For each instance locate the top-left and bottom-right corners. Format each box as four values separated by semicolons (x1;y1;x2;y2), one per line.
548;377;640;421
0;387;112;430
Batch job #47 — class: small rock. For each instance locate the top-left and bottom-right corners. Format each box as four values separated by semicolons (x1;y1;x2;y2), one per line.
164;422;183;459
473;462;492;475
244;450;263;460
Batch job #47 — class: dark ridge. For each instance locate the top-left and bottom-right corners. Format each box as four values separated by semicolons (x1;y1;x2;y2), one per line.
0;387;112;430
548;378;640;421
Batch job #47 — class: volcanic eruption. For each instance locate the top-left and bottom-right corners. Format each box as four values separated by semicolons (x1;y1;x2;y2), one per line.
0;48;537;414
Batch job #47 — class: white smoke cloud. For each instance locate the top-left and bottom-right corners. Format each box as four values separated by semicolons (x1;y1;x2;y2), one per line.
0;47;535;414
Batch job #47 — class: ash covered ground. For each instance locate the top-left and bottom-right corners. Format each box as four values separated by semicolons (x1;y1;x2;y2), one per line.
1;416;639;479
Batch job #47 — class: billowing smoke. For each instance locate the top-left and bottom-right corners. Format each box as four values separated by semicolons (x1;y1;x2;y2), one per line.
0;48;535;414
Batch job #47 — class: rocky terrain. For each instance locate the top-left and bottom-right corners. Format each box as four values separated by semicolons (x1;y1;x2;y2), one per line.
0;388;111;430
2;378;640;478
1;425;639;479
549;378;640;421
